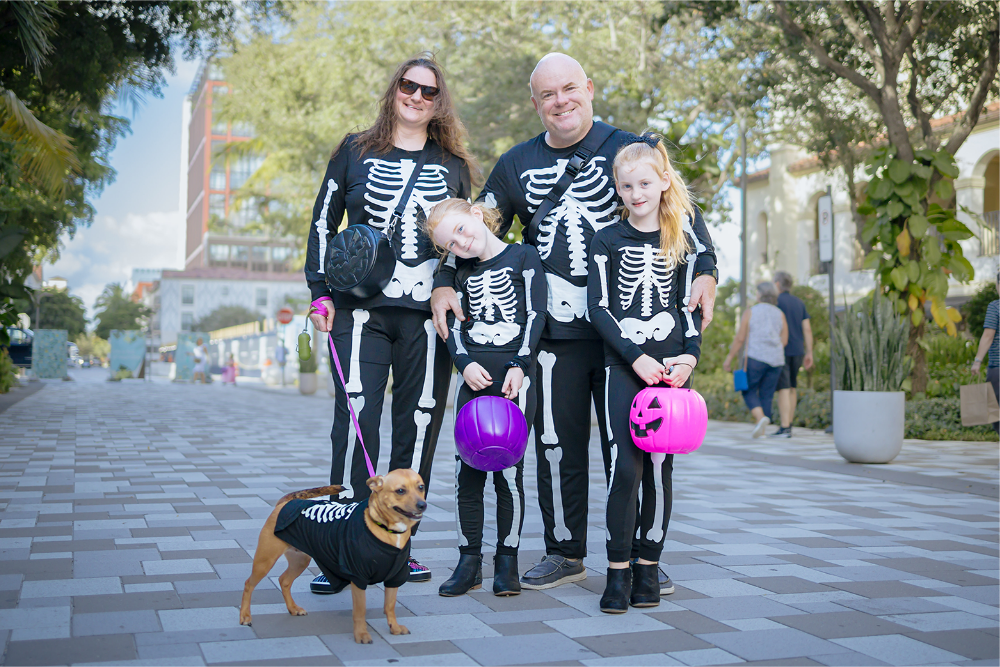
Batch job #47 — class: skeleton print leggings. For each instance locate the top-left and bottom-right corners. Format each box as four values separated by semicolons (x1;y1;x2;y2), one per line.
453;351;535;557
328;306;452;505
533;338;612;560
604;364;675;563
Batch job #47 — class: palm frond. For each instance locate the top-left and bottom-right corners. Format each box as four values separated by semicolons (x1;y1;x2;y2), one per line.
0;88;80;196
8;0;59;76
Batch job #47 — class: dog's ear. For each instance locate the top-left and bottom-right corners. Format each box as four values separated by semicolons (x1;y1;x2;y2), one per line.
367;476;383;492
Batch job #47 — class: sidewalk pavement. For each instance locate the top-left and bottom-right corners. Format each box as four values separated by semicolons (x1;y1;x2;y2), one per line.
0;368;997;666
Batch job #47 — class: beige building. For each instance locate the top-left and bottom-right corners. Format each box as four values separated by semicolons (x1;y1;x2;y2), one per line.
744;103;999;303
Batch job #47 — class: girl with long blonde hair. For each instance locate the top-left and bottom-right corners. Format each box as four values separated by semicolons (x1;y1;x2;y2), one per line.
586;133;703;613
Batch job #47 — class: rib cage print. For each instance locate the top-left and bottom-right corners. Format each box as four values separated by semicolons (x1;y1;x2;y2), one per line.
301;501;358;523
363;158;450;260
466;268;517;323
521;157;618;276
618;244;674;317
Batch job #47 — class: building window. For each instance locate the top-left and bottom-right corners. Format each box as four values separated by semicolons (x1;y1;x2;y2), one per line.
209;193;226;220
230;246;249;267
231;121;253;138
181;284;195;305
229;155;263;190
209;244;229;265
181;312;194;331
255;288;267;307
251;246;269;272
210;166;226;190
271;246;291;272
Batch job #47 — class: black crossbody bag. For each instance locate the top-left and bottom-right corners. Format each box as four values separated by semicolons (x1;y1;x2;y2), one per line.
527;121;617;230
324;144;431;300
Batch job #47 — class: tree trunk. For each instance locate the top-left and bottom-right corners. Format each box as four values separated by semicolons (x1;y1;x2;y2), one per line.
908;318;927;394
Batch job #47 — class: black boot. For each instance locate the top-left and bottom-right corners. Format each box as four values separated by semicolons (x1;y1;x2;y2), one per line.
438;554;482;597
493;554;521;596
599;567;631;614
630;562;660;607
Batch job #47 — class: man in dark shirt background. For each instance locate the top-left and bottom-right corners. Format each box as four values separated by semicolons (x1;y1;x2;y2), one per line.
773;271;813;438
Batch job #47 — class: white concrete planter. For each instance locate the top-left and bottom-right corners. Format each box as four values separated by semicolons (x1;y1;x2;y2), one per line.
299;372;318;395
326;372;337;397
833;390;904;463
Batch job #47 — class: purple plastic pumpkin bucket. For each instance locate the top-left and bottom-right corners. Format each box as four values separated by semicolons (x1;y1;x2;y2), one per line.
454;396;528;472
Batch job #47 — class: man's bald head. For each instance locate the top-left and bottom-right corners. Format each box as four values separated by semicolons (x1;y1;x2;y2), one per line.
529;53;588;97
529;52;595;148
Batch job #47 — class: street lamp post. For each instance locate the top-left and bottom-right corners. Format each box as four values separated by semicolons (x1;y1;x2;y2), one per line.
739;113;748;312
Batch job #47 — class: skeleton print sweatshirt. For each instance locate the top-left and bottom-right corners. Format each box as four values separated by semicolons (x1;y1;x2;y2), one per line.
305;135;471;311
434;124;716;340
587;218;703;368
444;244;548;374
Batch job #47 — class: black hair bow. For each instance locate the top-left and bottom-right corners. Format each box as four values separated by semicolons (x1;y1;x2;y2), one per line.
632;133;661;148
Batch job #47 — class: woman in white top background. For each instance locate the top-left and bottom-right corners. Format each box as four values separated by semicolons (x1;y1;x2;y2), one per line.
723;282;788;437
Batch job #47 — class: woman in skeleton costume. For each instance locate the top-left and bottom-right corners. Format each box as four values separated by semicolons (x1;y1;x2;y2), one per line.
587;135;702;613
424;199;547;597
305;56;475;588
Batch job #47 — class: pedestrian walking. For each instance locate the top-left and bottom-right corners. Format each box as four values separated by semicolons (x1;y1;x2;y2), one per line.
587;134;702;612
970;271;999;433
723;282;788;437
772;271;813;437
191;337;208;384
304;54;476;587
430;53;718;592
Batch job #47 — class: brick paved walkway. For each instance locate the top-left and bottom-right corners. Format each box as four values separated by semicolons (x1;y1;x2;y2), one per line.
0;369;997;666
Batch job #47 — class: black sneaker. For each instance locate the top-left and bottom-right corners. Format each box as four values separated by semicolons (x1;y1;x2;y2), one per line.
408;557;432;582
520;555;586;590
769;426;792;438
631;559;675;595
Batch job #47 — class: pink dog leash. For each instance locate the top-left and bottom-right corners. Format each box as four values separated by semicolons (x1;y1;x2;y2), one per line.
311;299;376;479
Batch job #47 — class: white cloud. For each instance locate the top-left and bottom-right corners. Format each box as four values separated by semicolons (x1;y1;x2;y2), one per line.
45;210;184;322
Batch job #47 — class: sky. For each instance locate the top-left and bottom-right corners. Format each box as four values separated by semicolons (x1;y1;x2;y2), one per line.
45;51;744;323
44;57;200;320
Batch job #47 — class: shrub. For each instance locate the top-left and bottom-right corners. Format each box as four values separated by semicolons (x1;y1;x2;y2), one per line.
833;294;913;392
0;349;15;394
699;384;994;441
112;365;133;381
961;281;998;338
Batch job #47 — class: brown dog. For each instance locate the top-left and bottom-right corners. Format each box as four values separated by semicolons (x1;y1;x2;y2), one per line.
240;469;427;643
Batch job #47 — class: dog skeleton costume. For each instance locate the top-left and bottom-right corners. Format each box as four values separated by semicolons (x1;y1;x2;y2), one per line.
305;136;470;503
587;219;702;562
274;498;410;593
444;244;547;557
435;125;716;565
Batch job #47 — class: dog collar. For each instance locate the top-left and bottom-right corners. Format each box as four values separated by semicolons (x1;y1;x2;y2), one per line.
371;518;407;535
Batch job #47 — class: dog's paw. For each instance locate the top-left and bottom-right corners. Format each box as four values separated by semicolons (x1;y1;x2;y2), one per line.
389;623;410;636
287;605;307;617
353;630;373;644
239;615;252;627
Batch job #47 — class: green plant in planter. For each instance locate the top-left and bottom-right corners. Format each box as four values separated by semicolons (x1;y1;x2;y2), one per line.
832;295;913;392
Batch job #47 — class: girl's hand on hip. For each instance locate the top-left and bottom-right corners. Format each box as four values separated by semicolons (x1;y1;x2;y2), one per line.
502;366;524;400
462;363;492;391
632;354;666;386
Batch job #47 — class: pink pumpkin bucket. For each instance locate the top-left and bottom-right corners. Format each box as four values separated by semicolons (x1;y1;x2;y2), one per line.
629;387;708;455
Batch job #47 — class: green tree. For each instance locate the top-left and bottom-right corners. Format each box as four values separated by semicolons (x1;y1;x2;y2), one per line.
0;2;279;344
192;305;262;333
694;1;999;392
74;332;110;362
217;1;757;245
92;283;149;339
37;287;86;339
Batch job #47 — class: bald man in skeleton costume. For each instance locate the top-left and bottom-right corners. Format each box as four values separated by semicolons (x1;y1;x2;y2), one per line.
431;54;718;591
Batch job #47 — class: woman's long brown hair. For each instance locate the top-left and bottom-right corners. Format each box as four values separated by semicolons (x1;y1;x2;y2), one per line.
332;54;481;184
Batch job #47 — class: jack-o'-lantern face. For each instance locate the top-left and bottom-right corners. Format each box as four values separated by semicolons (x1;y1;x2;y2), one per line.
630;393;665;438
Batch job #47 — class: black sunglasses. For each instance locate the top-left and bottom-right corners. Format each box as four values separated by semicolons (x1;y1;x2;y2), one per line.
399;77;440;102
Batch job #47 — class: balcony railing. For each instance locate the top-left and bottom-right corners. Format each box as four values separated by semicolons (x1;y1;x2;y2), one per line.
981;211;999;257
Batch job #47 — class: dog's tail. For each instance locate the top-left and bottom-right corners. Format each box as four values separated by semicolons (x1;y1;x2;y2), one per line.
277;485;345;505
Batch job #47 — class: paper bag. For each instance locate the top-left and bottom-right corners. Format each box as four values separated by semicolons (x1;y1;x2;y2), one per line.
959;382;1000;426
